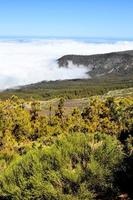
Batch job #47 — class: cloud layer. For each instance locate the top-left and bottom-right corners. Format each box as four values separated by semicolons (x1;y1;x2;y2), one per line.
0;39;133;89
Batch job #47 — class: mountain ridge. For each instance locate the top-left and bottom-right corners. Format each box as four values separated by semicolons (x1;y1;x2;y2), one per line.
1;49;133;100
57;50;133;78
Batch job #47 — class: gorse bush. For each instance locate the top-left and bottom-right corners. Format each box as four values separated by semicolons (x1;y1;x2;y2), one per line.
0;96;133;199
0;133;123;200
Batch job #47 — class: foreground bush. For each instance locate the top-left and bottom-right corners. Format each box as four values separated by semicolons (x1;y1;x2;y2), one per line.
0;96;133;199
0;132;123;200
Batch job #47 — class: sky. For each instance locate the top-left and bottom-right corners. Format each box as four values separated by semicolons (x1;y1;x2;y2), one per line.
0;0;133;38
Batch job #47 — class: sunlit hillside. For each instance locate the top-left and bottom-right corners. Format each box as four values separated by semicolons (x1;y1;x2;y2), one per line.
0;92;133;199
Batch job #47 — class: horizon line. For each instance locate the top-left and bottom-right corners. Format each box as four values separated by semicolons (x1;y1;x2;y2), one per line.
0;35;133;40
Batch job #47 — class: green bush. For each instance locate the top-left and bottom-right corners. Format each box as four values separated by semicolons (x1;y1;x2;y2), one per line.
0;132;123;200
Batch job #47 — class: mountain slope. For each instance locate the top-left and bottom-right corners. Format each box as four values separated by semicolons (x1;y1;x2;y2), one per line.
1;50;133;100
57;50;133;78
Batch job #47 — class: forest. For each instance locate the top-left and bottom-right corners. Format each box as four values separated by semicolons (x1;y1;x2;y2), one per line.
1;76;133;100
0;94;133;199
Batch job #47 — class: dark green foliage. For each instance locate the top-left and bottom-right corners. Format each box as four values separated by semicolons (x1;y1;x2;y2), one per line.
1;77;133;100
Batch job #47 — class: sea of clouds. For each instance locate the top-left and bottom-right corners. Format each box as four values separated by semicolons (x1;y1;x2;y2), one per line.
0;39;133;89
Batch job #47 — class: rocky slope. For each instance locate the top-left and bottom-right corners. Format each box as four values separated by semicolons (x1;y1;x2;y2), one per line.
57;50;133;78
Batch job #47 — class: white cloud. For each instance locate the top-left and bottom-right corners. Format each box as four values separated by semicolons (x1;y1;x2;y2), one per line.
0;39;133;89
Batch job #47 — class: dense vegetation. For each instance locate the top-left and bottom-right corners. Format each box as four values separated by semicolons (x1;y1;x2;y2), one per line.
0;95;133;199
1;76;133;100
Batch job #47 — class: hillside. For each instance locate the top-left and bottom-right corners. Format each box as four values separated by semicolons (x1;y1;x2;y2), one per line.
39;87;133;115
57;50;133;78
1;77;133;100
0;50;133;100
0;95;133;199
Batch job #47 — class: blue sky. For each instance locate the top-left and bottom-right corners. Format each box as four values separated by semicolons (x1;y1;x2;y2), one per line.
0;0;133;38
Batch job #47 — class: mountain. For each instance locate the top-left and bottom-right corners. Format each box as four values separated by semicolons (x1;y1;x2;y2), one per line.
1;50;133;100
57;50;133;78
